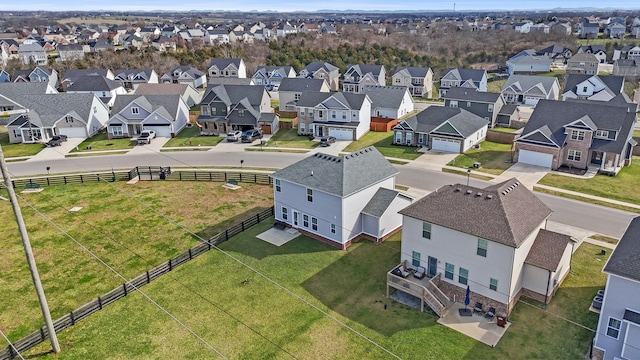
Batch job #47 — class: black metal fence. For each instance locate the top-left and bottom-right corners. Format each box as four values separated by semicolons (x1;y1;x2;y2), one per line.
0;206;275;360
10;171;132;189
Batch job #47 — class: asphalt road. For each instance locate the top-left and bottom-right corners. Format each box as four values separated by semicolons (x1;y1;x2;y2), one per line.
6;150;636;238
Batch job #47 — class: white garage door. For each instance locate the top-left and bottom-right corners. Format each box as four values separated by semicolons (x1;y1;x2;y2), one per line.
518;150;553;168
524;97;540;106
431;138;460;153
57;127;87;138
143;125;171;137
329;128;353;140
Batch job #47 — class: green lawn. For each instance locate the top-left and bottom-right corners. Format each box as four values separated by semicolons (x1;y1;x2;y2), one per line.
69;133;136;152
23;224;607;359
634;129;640;137
538;156;640;205
343;131;422;160
270;99;279;109
163;126;224;147
487;79;506;93
450;141;514;175
0;181;274;341
264;127;318;149
491;127;518;133
0;127;45;157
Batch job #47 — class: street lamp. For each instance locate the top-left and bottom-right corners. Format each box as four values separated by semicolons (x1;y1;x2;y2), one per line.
240;159;244;168
46;166;50;175
467;169;471;186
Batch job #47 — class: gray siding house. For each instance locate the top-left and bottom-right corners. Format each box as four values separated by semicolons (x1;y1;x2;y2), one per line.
278;78;330;112
442;87;505;128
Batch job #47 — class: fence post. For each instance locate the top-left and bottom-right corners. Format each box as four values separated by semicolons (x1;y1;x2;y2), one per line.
47;177;50;186
123;283;128;296
70;311;75;325
64;176;67;184
209;172;212;181
254;174;257;183
188;248;192;260
179;172;182;181
224;172;227;181
225;229;229;240
98;296;102;309
168;259;172;271
146;271;150;284
40;328;45;341
257;212;261;222
80;174;83;183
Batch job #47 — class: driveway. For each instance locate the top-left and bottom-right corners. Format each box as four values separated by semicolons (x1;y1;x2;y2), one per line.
127;137;171;155
409;149;459;171
491;162;548;189
27;137;85;162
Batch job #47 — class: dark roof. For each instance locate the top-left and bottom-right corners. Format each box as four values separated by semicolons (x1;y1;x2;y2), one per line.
361;188;403;218
278;78;327;92
200;84;266;107
5;93;97;127
603;216;640;282
525;229;574;271
207;78;253;86
399;106;487;137
399;178;552;248
564;74;624;96
271;147;398;198
442;87;502;103
499;104;518;116
0;82;53;99
297;91;368;111
394;66;431;77
442;68;486;82
67;74;122;92
346;64;385;77
62;69;111;84
361;86;411;109
134;83;191;96
111;94;182;120
208;58;243;69
623;309;640;326
303;61;339;73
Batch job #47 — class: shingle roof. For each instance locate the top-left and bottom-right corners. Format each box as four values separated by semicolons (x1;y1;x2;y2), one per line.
498;104;518;116
67;74;122;92
208;58;243;69
507;55;552;66
278;78;327;92
525;229;574;271
399;106;487;136
603;217;640;282
63;69;111;84
6;93;97;127
564;74;624;96
399;178;552;248
569;53;599;62
200;84;266;107
361;188;402;218
303;61;339;73
361;86;411;109
114;69;155;80
347;64;385;77
207;78;253;86
271;147;398;198
443;68;486;82
0;82;52;99
502;75;558;96
134;83;191;96
442;87;502;103
394;66;431;78
111;94;182;120
297;91;368;111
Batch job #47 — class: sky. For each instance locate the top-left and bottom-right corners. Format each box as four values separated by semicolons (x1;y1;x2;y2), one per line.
3;0;639;12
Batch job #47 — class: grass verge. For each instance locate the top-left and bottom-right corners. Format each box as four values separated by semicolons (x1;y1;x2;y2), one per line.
160;148;210;152
66;151;129;157
264;128;318;149
533;187;640;214
343;131;422;160
589;234;619;245
0;129;45;157
449;141;514;175
245;148;308;153
443;168;495;181
70;133;136;152
163;126;224;147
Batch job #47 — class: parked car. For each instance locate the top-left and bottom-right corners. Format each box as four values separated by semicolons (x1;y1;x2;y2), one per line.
319;136;336;147
226;130;243;142
241;129;263;143
52;135;68;142
137;130;156;145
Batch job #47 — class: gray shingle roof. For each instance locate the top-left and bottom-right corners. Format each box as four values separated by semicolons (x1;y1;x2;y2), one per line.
278;78;326;92
399;178;552;248
200;84;266;107
208;58;243;69
525;229;574;271
603;217;640;282
271;147;398;198
398;106;487;136
6;93;97;127
297;91;368;111
502;75;558;96
361;86;410;109
442;87;502;103
111;94;182;120
134;83;190;96
207;78;253;86
394;66;431;78
0;82;52;99
443;68;486;82
564;74;624;96
303;61;339;73
347;64;385;77
114;69;155;80
63;69;111;84
67;74;122;92
361;188;402;217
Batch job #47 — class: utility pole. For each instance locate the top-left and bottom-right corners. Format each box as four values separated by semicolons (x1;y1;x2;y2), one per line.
0;145;60;354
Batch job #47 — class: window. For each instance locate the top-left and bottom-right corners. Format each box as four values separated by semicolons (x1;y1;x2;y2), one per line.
331;111;336;119
211;107;216;115
477;239;488;257
395;78;401;84
582;86;588;92
318;110;323;118
567;150;582;161
570;130;585;141
111;126;123;137
488;104;494;112
459;268;468;285
449;100;458;108
606;317;621;338
303;214;309;227
312;217;318;231
490;278;498;291
342;111;347;119
238;109;245;117
282;207;288;220
307;188;313;202
412;251;421;267
331;223;336;234
275;179;281;192
201;106;209;115
294;93;301;100
309;109;314;116
445;263;454;280
299;123;305;132
467;101;471;107
422;222;431;239
300;108;305;116
131;107;139;114
595;130;609;138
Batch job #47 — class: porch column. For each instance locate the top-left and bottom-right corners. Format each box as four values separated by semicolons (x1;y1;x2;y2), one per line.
600;152;606;171
614;154;620;172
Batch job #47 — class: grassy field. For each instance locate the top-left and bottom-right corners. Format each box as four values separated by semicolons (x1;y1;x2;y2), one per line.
450;141;514;175
487;79;506;93
0;126;45;158
69;133;135;153
21;223;608;359
343;131;422;160
163;126;225;147
0;181;274;341
264;128;318;149
538;156;640;205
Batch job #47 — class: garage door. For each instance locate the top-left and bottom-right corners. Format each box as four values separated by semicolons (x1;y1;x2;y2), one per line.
431;138;460;153
524;97;540;106
329;128;353;140
57;127;87;138
143;125;171;137
518;150;552;168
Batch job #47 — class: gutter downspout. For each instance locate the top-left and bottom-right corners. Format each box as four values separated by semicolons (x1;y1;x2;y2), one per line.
544;270;551;304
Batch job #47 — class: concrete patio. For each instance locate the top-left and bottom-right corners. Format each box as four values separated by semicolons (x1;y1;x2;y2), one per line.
437;302;510;347
256;227;301;246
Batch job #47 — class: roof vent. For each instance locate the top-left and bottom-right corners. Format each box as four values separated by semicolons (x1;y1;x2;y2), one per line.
465;189;472;195
486;194;493;199
310;170;314;176
454;188;461;192
475;192;483;197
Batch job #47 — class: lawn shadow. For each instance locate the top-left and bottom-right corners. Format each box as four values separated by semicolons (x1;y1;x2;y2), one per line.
194;206;272;240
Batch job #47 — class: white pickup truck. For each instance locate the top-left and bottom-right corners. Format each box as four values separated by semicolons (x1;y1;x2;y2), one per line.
137;130;156;145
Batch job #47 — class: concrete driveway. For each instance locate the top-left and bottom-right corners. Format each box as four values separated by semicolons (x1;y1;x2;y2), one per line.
410;149;459;171
128;137;171;154
27;137;86;162
491;162;549;189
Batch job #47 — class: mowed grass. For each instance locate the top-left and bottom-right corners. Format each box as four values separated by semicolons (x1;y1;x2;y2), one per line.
163;125;225;147
538;156;640;205
0;126;45;157
343;131;422;160
487;79;506;93
24;228;607;359
450;141;514;175
264;127;319;149
0;181;274;341
69;132;135;152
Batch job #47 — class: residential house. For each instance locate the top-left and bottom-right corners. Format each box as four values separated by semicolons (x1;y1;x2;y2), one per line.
5;93;109;143
580;18;600;39
392;178;575;317
251;66;297;90
392;106;487;153
60;69;114;91
298;61;341;91
66;74;126;108
106;94;189;139
151;36;177;52
566;53;600;75
134;83;202;108
0;46;7;68
613;45;640;61
361;86;414;119
342;64;386;93
113;69;159;90
321;23;337;34
161;66;207;89
514;100;636;174
438;68;488;98
514;21;533;33
501;75;560;106
496;104;521;128
196;84;272;136
592;217;640;360
57;44;84;62
89;40;114;53
392;66;434;98
506;54;552;75
1;39;20;56
276;23;298;37
613;59;640;76
605;22;626;39
0;70;10;83
207;28;231;45
253;28;274;42
18;41;47;65
442;87;505;128
295;91;371;140
13;67;58;90
207;78;255;86
207;58;247;79
271;146;412;250
0;82;58;100
278;78;330;112
578;45;608;64
537;45;573;66
562;74;625;102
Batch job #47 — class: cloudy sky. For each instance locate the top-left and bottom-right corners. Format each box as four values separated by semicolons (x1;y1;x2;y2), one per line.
4;0;638;12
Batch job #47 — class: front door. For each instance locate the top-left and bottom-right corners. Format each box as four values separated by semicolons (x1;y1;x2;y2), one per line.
428;256;438;277
591;151;603;165
293;211;299;227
